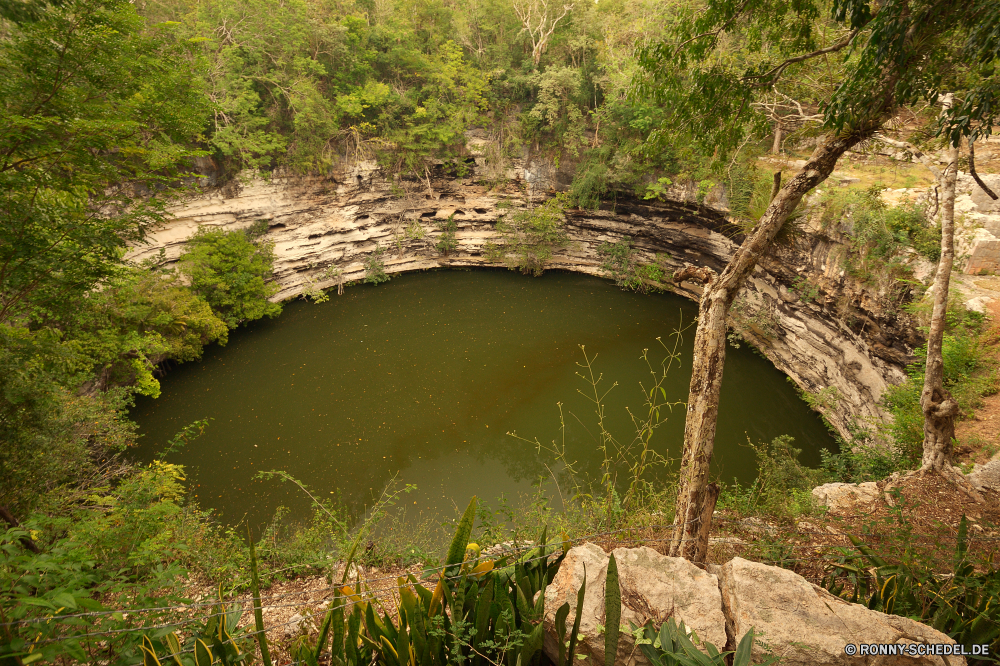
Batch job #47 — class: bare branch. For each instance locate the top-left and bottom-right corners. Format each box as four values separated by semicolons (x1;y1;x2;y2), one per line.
512;0;574;65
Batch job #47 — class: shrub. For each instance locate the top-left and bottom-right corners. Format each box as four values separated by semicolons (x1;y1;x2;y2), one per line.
720;435;824;518
881;318;997;461
178;227;282;329
71;267;229;396
570;160;610;210
434;214;459;255
823;515;1000;661
363;244;391;284
485;194;570;276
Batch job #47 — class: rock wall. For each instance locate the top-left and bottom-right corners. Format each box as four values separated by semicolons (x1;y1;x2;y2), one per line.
128;156;916;441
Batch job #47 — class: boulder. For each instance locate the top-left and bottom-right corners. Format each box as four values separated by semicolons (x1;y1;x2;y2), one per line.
543;546;967;666
542;544;727;665
968;455;1000;491
719;557;966;666
811;482;880;514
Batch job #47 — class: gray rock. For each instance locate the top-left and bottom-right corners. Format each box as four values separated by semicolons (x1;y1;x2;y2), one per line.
812;481;880;514
543;546;968;666
541;544;726;665
719;557;966;666
968;454;1000;491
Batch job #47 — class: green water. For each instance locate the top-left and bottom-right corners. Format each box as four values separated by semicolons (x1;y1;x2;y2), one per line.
131;270;835;526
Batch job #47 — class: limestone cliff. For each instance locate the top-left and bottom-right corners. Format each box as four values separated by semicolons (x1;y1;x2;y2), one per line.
128;156;918;441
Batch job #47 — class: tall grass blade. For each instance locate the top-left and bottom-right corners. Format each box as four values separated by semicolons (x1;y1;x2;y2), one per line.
604;553;621;666
247;527;273;666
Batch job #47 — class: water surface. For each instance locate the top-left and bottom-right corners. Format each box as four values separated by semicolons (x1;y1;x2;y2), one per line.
132;270;835;526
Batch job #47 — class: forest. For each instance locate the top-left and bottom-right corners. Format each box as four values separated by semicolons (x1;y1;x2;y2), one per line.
2;0;1000;663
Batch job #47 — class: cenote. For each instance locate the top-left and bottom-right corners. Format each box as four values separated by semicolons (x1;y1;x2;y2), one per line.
131;269;835;527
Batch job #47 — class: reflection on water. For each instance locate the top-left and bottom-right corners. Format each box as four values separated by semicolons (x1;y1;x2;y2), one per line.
131;269;835;527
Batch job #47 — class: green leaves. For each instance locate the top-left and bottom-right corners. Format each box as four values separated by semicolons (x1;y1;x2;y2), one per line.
634;618;777;666
0;0;208;324
485;194;571;277
177;228;282;329
824;527;1000;656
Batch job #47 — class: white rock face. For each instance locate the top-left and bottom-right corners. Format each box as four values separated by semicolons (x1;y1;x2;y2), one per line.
541;544;727;665
953;172;1000;275
719;557;966;666
128;159;913;441
811;482;881;514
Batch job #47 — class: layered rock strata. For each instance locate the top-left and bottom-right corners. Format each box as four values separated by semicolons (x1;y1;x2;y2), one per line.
128;158;915;440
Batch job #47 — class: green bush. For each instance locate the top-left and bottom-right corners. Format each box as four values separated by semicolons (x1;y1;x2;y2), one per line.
363;244;391;285
178;227;282;329
881;319;997;461
485;195;571;276
435;214;459;255
819;441;912;484
632;618;778;666
70;266;229;397
569;160;610;210
720;435;823;518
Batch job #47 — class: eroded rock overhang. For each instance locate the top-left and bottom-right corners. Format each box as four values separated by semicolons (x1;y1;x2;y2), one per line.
128;160;915;442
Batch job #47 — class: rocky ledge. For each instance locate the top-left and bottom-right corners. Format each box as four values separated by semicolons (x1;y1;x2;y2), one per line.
543;543;965;666
129;156;920;440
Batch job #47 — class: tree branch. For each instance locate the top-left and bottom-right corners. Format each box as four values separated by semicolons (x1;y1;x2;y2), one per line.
673;0;752;55
743;29;861;89
875;134;942;180
969;140;998;200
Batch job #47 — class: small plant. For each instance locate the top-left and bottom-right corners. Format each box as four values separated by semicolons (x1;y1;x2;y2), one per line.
597;237;668;293
139;585;255;666
301;265;343;303
434;213;459;255
405;219;426;240
643;177;673;201
823;516;1000;661
720;435;823;518
363;245;390;285
791;276;820;303
726;295;778;350
485;194;571;276
632;618;778;666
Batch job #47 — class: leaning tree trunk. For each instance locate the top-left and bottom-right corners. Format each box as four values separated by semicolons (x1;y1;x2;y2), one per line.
920;96;960;472
668;130;870;560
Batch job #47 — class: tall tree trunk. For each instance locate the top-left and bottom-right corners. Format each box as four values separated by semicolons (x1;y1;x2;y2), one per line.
771;125;783;154
920;95;960;472
668;130;869;559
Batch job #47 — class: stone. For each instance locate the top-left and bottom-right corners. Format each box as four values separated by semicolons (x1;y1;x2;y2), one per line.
719;557;966;666
541;544;727;666
284;612;306;638
812;482;880;514
968;454;1000;491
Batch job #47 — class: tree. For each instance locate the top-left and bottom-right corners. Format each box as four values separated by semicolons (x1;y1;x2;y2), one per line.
0;0;208;325
177;227;282;329
637;0;999;559
512;0;574;66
